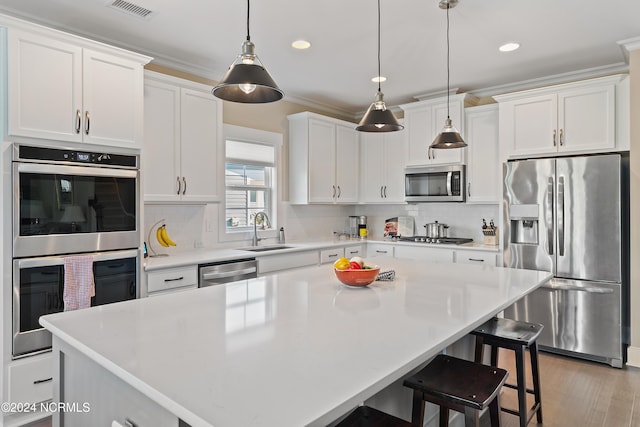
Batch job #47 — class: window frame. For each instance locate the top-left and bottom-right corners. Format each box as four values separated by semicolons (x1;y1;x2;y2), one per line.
220;124;282;243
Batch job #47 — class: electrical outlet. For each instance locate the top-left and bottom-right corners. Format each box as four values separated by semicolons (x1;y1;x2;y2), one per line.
194;240;204;248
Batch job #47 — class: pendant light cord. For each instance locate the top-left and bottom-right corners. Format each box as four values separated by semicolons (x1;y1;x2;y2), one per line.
377;0;382;94
446;2;450;120
246;0;251;41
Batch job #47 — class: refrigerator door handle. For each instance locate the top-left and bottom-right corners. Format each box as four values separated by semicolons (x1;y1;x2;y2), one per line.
546;176;554;255
558;176;565;256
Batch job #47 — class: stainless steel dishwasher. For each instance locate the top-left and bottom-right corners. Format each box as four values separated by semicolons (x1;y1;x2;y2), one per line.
198;258;258;287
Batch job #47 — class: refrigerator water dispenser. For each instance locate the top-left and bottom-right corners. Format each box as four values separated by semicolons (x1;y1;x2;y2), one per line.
509;204;539;245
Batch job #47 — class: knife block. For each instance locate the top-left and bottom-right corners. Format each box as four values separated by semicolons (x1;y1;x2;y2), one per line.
483;227;499;246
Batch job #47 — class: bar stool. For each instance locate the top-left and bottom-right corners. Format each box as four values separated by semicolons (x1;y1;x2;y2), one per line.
471;317;544;427
334;405;412;427
403;354;508;427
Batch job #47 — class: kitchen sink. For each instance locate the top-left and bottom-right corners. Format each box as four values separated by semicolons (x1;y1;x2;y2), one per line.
239;245;293;252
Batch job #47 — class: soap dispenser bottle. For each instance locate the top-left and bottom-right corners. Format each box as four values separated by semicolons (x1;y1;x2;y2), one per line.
278;227;285;244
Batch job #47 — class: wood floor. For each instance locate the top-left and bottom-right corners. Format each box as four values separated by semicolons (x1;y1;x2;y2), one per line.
482;349;640;427
22;350;640;427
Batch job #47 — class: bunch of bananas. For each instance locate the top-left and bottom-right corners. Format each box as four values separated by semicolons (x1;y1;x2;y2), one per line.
156;224;176;248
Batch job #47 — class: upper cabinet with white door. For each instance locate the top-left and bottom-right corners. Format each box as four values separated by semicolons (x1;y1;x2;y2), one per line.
464;104;500;203
401;93;474;166
6;26;151;148
143;71;222;203
289;112;359;204
495;74;629;159
359;122;407;203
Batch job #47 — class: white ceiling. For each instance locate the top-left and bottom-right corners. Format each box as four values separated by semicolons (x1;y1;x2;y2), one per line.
1;0;639;117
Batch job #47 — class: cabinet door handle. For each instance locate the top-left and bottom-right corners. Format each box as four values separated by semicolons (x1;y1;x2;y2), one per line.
332;185;336;198
164;276;184;282
85;111;90;135
34;377;53;385
348;250;359;255
468;258;484;262
383;186;387;198
328;253;338;258
553;129;557;146
182;177;187;195
75;110;82;134
375;250;388;254
468;182;471;197
427;148;432;160
337;186;341;198
176;177;181;195
380;186;384;198
559;128;564;146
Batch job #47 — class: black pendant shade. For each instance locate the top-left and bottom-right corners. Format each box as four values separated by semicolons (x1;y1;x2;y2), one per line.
356;0;403;133
431;0;466;149
212;1;283;104
357;91;404;132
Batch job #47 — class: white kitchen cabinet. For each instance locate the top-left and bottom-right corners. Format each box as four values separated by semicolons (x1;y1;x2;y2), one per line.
367;243;394;258
7;28;149;148
320;247;344;264
464;104;500;203
394;245;454;263
143;71;222;203
289;112;359;204
454;250;497;266
360;124;407;203
8;353;52;405
401;94;472;166
146;265;198;296
258;250;319;275
344;245;364;258
495;75;628;158
53;338;178;427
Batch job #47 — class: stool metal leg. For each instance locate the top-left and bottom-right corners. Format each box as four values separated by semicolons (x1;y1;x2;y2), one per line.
474;337;484;363
490;344;499;367
529;342;543;423
411;390;426;427
514;345;527;427
489;393;502;427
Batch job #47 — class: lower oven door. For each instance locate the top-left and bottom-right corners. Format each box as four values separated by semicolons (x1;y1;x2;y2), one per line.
13;249;139;358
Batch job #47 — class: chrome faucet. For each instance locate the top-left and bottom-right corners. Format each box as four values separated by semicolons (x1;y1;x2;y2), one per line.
252;211;272;246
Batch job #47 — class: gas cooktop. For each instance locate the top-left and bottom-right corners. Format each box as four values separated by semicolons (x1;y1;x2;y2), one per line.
394;236;473;245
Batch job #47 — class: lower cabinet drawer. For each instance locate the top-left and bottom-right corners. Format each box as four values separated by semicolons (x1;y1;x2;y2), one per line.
320;247;345;264
344;245;363;258
258;251;319;274
147;266;198;294
9;354;53;404
455;250;497;265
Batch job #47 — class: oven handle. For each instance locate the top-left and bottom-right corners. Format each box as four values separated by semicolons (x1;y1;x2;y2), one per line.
16;162;138;178
17;249;139;268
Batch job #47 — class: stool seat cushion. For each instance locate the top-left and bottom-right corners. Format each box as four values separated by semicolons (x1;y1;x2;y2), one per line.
335;405;412;427
471;317;543;346
403;354;508;411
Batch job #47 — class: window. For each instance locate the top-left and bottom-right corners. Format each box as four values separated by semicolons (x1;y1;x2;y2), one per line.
223;127;280;235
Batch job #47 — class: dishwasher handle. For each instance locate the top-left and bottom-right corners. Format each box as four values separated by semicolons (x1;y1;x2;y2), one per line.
202;266;257;281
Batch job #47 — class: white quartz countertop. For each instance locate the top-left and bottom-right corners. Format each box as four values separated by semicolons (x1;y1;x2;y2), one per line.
41;257;549;427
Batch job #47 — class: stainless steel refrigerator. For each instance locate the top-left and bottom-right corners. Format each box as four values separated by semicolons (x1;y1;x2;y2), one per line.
503;154;629;368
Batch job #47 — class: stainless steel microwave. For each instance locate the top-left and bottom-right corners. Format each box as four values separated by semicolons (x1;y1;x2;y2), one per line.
404;165;465;202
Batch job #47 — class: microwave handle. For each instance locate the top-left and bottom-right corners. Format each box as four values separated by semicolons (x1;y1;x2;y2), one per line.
446;171;453;196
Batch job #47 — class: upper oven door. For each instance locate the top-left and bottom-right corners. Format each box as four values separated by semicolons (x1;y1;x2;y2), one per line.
14;162;139;257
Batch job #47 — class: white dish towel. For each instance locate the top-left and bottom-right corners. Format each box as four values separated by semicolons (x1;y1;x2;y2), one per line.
63;255;95;311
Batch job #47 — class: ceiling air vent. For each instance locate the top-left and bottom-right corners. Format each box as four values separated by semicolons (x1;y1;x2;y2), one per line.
108;0;154;19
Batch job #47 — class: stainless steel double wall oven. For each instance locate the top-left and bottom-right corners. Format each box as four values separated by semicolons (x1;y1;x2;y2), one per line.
12;144;141;358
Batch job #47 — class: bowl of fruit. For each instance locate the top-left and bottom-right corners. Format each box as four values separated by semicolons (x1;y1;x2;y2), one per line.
333;256;380;287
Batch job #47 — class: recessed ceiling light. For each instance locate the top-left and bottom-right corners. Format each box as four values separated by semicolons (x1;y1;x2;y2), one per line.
372;76;387;83
499;42;520;52
291;39;311;49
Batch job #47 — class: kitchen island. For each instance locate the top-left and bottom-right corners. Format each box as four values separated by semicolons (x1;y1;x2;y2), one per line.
40;257;551;427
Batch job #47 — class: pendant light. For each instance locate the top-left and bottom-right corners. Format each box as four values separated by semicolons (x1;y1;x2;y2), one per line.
356;0;403;132
430;0;466;149
212;0;283;103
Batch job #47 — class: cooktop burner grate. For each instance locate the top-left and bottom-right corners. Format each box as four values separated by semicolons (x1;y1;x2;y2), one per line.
396;236;473;245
